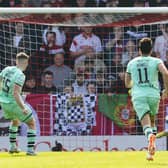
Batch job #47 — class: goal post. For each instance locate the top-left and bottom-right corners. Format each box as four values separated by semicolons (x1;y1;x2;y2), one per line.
0;7;168;151
0;7;168;14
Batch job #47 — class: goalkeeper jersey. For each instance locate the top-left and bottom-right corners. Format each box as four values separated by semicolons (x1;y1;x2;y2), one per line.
0;66;25;103
126;56;162;99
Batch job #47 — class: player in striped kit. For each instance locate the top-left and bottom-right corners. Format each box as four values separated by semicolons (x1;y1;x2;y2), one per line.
0;52;36;156
125;38;168;160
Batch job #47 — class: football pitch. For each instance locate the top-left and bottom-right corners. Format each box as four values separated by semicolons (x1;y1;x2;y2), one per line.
0;151;168;168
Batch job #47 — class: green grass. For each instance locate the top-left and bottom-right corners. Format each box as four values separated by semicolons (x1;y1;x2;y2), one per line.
0;151;168;168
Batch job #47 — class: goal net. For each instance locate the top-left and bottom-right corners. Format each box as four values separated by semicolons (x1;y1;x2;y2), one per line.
0;8;168;151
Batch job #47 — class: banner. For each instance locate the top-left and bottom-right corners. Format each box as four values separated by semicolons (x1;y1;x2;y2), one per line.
54;94;96;136
98;94;135;128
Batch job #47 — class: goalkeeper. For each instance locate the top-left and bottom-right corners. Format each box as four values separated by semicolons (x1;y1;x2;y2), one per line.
125;38;168;161
0;52;36;156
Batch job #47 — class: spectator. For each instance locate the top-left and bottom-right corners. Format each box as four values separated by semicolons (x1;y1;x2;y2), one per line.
72;73;88;95
133;0;145;7
121;40;138;66
70;26;102;65
70;0;96;7
23;76;37;93
0;0;20;7
96;71;109;93
44;52;73;92
15;0;32;7
154;24;168;61
108;53;123;80
84;58;95;80
105;27;124;52
87;82;96;94
111;70;128;94
38;31;65;72
40;31;64;55
95;0;106;7
106;0;119;7
50;0;65;7
13;22;24;48
43;26;66;47
64;85;74;94
38;71;57;94
105;27;124;67
158;0;168;6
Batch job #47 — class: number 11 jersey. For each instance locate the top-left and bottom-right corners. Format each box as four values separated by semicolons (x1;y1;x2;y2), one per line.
0;66;25;103
126;56;162;99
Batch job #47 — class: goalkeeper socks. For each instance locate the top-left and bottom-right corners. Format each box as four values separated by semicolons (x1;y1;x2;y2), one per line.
9;125;18;149
143;125;153;141
152;127;157;135
27;129;36;152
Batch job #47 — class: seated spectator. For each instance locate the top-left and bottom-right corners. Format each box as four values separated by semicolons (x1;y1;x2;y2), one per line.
50;0;65;7
84;58;95;80
121;40;138;66
70;26;102;65
154;24;168;61
44;52;73;92
96;71;109;94
111;70;128;94
87;82;96;94
15;0;32;7
43;26;66;47
64;85;74;95
23;76;37;93
70;0;96;7
133;0;145;7
72;73;88;95
158;0;168;6
38;71;57;94
106;0;119;7
95;0;106;7
0;0;20;7
107;52;124;80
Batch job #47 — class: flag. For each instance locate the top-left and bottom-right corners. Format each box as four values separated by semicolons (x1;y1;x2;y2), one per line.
98;94;135;128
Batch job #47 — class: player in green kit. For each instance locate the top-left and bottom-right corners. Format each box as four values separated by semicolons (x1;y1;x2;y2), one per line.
0;52;36;156
125;38;168;161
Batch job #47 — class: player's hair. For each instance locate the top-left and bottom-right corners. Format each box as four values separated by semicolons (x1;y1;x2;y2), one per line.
16;52;29;60
139;37;152;55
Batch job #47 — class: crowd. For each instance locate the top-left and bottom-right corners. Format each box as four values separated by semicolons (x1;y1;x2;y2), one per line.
0;0;167;7
1;21;167;95
0;0;167;96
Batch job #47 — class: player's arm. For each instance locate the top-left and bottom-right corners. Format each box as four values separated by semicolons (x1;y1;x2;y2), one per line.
13;84;27;112
158;62;168;97
125;73;132;88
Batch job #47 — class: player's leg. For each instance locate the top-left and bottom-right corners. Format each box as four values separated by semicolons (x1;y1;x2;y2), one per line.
25;117;36;156
9;119;21;153
132;97;155;160
14;103;37;155
150;115;157;135
0;103;21;153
